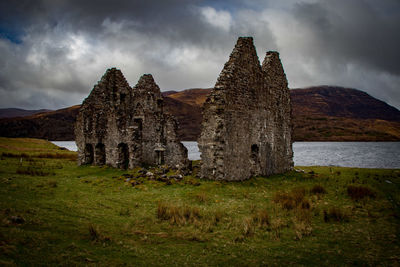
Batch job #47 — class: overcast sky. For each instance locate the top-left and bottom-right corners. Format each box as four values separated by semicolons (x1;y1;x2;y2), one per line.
0;0;399;110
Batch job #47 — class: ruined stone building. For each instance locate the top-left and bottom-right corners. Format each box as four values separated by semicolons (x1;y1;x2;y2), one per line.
75;68;189;170
198;37;293;181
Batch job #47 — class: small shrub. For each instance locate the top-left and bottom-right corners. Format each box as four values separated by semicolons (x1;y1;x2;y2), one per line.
323;207;348;222
157;202;170;220
183;206;201;221
36;153;77;161
291;187;306;202
310;185;326;195
270;218;287;241
242;218;254;237
251;209;270;228
2;152;76;160
48;180;57;188
300;199;311;210
211;210;224;225
1;152;30;158
184;177;201;186
273;187;306;210
273;192;295;210
88;224;100;241
119;208;131;216
157;202;201;225
295;207;312;225
16;167;54;176
293;220;312;240
88;224;111;243
195;192;208;203
347;185;376;201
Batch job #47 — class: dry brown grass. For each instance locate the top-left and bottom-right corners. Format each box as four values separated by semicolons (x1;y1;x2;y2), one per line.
36;153;77;161
273;187;307;210
1;152;30;158
310;185;326;195
1;152;76;161
323;207;348;222
16;167;54;176
157;202;201;225
194;192;208;203
88;224;111;243
251;209;270;228
242;218;254;237
347;185;376;201
293;219;313;240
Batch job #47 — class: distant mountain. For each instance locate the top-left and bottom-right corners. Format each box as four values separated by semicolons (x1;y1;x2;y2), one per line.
291;86;400;121
162;90;178;96
291;86;400;141
0;86;399;141
163;96;202;141
0;108;51;119
161;88;211;141
164;88;212;107
0;106;80;140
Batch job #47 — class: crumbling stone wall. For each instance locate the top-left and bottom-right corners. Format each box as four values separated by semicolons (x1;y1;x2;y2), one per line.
198;37;293;181
75;68;189;170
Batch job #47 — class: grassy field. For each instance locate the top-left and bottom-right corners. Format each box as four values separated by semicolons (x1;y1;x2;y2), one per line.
0;137;399;266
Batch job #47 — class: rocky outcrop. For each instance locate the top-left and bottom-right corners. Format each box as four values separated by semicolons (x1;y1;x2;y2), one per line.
75;68;189;170
198;37;293;181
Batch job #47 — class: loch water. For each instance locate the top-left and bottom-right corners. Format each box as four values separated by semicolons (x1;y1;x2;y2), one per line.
51;141;400;169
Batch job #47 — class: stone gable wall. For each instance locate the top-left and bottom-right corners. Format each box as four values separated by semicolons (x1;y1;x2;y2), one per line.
198;37;293;181
75;68;189;170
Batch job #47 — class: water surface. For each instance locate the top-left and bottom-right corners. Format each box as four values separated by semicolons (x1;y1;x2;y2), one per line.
51;141;400;169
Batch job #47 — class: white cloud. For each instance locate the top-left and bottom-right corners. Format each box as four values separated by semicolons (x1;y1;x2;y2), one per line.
200;6;232;32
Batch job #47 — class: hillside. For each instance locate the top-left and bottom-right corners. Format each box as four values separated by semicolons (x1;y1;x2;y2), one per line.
291;86;400;141
0;108;51;119
164;88;212;107
0;86;399;141
0;105;80;141
291;86;400;121
163;96;202;141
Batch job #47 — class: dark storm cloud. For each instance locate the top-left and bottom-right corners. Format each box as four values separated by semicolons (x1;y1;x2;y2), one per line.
1;0;230;47
275;0;400;108
293;0;400;75
0;0;399;109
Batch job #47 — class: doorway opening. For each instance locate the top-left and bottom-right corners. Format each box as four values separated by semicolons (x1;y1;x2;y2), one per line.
156;150;165;165
84;144;94;164
95;143;106;165
118;143;129;169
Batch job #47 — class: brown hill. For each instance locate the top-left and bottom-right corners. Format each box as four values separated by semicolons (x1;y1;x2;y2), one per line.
291;86;400;121
162;96;202;141
0;86;399;141
0;108;51;119
165;88;212;107
291;86;400;141
0;106;80;141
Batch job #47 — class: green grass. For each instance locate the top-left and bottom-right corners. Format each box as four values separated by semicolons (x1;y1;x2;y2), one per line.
0;138;399;266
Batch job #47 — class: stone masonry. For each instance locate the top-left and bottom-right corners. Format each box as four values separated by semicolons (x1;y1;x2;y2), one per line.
75;68;189;170
198;37;293;181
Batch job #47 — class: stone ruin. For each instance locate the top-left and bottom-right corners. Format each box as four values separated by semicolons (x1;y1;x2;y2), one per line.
75;37;293;180
75;68;190;170
198;37;293;181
